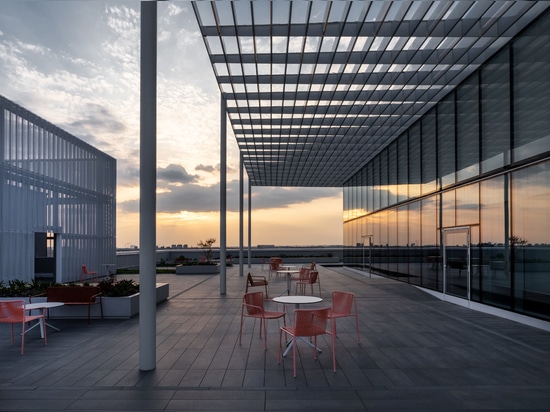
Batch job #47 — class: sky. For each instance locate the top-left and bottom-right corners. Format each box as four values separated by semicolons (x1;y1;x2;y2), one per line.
0;1;343;248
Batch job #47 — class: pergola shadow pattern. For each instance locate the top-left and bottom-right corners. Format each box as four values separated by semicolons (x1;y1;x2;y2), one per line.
1;264;550;411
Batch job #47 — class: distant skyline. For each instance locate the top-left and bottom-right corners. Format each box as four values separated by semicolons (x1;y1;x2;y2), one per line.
0;1;343;248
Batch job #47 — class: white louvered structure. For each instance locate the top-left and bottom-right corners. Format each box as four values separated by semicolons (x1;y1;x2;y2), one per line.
0;95;116;283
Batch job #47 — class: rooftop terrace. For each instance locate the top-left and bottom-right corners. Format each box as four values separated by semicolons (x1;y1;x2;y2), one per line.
1;264;550;411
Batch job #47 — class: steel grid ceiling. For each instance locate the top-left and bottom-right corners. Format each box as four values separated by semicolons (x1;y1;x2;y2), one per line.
192;1;549;187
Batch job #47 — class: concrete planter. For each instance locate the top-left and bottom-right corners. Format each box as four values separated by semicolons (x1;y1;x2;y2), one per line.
2;283;170;320
176;264;220;275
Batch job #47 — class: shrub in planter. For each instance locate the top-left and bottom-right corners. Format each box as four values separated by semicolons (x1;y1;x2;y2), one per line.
97;277;139;297
0;279;49;297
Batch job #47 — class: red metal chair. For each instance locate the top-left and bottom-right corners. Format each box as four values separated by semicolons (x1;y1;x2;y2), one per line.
278;307;335;377
80;264;98;283
0;300;47;354
245;273;269;298
295;270;321;297
239;291;286;349
329;291;360;343
268;260;281;279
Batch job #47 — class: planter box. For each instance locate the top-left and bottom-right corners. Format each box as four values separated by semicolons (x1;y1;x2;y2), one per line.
176;264;220;275
1;283;170;320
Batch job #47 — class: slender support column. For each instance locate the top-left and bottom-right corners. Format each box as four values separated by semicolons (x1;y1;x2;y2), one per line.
239;153;244;276
220;95;227;294
139;0;157;372
248;181;252;268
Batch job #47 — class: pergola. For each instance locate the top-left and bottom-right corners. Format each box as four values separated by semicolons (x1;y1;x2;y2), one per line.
191;1;548;187
138;0;549;371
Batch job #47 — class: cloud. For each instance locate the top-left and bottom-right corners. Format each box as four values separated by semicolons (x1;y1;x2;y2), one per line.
195;163;218;173
158;164;199;185
119;179;340;215
68;103;127;134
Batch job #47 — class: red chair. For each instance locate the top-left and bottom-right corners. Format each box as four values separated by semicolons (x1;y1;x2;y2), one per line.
329;291;360;343
295;270;321;297
80;264;98;283
278;307;335;377
0;300;47;354
268;260;281;279
239;291;286;349
245;273;269;298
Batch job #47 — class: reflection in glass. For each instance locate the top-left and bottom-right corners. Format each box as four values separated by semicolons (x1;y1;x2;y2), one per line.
478;176;510;308
438;94;456;188
421;109;437;194
481;48;510;172
456;75;480;181
409;124;421;198
511;163;550;317
513;17;550;163
456;183;479;227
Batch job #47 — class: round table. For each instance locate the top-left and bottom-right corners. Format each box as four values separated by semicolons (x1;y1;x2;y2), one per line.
276;270;300;295
272;295;324;356
272;295;322;308
25;302;64;337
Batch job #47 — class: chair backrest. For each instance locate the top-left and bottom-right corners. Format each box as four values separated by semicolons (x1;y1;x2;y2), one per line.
298;267;310;280
310;262;317;270
332;291;354;315
82;264;88;274
292;308;330;337
270;261;280;270
243;292;265;316
309;270;319;284
0;300;25;323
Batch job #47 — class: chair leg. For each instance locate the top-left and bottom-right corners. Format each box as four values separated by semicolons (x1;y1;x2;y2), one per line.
293;336;297;378
20;321;25;355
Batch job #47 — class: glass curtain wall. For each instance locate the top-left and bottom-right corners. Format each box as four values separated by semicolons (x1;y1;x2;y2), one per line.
343;11;550;321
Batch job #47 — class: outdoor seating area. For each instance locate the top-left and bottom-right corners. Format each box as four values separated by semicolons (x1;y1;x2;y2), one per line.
1;264;550;411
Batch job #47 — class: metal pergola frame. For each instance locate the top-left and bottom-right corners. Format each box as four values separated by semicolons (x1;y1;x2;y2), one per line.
192;0;549;187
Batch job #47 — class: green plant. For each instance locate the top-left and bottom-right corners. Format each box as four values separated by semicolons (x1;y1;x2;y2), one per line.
0;279;50;297
97;277;139;297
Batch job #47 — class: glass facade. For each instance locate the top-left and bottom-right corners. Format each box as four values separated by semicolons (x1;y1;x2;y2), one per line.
343;11;550;321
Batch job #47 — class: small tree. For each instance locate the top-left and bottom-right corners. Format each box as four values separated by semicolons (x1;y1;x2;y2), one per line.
197;238;216;263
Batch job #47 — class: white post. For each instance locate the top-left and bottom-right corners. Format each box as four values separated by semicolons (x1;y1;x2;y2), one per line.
220;95;227;294
239;153;244;276
248;181;252;268
139;0;157;372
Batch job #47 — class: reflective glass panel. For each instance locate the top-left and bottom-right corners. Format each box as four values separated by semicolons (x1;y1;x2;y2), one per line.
478;176;510;308
456;183;479;227
409;124;421;198
437;95;455;187
481;48;510;172
511;161;550;320
421;108;437;194
513;17;550;163
456;74;480;181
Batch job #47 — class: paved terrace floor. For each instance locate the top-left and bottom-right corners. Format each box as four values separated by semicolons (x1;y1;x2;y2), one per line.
1;264;550;411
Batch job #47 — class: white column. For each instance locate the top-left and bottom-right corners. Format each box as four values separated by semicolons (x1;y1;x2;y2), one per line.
220;95;227;294
239;153;244;276
139;0;157;372
248;181;252;268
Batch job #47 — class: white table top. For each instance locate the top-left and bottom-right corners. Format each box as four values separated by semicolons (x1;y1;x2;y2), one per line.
25;302;65;310
272;296;323;305
276;269;300;274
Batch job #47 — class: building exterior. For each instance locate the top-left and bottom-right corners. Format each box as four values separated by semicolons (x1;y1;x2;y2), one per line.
192;1;550;324
343;10;550;322
0;95;116;284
